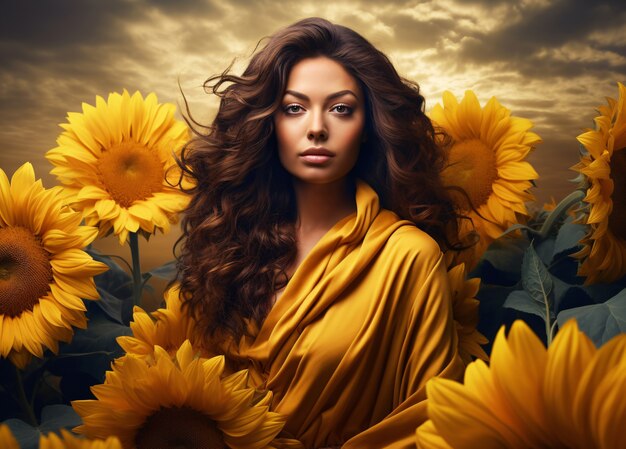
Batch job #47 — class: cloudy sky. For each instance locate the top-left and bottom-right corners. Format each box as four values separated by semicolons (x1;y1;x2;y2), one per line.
1;0;625;270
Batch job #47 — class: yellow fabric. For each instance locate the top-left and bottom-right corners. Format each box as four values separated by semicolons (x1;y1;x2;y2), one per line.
229;180;465;448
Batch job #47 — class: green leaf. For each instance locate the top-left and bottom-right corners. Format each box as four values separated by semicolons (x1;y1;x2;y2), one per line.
39;405;82;434
479;237;528;275
557;288;626;346
522;243;553;309
50;312;131;382
2;419;38;449
2;406;82;449
504;290;553;320
552;222;586;258
95;286;125;324
148;260;177;280
534;237;555;266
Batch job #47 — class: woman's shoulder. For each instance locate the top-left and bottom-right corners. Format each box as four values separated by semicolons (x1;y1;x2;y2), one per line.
377;209;441;251
376;211;444;268
392;225;442;261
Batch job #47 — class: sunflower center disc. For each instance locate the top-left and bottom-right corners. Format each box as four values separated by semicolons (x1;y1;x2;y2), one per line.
135;407;225;449
443;138;498;210
608;148;626;241
97;141;164;208
0;226;52;317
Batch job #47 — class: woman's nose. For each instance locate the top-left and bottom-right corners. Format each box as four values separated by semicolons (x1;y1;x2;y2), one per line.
307;110;327;141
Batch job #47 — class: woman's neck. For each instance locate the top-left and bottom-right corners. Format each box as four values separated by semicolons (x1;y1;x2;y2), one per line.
292;178;357;234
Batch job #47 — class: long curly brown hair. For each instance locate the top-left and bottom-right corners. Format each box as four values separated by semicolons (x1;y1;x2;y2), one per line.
177;17;470;343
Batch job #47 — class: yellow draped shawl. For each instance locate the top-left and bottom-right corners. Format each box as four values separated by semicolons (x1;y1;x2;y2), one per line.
232;180;464;448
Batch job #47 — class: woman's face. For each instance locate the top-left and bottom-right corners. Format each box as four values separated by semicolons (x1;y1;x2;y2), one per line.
274;56;366;186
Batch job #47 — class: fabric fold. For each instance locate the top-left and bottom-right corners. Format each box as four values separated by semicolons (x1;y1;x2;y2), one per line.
228;180;463;448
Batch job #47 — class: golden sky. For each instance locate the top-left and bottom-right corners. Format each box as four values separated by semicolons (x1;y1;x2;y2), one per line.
1;0;625;270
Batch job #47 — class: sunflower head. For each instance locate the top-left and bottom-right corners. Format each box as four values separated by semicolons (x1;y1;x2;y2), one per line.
429;90;540;269
572;82;626;284
117;284;210;359
446;262;488;364
46;90;192;245
416;319;626;449
40;430;122;449
73;340;290;449
0;163;107;368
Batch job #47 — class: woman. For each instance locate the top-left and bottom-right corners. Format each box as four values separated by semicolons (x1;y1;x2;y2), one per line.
178;17;468;449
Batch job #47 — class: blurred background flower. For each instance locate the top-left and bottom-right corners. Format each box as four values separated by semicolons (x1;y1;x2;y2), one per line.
573;82;626;284
0;424;19;449
429;90;541;269
0;163;107;368
446;261;489;364
39;430;122;449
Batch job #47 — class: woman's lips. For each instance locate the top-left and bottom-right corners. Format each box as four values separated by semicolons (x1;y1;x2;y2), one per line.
300;147;334;164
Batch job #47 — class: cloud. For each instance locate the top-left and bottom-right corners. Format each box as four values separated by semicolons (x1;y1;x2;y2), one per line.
1;0;626;209
456;0;626;78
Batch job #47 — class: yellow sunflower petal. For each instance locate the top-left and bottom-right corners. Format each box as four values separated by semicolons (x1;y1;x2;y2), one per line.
430;90;540;269
0;424;20;449
574;83;626;283
46;90;191;245
415;419;453;449
74;342;288;449
39;429;123;449
542;319;596;447
0;163;107;367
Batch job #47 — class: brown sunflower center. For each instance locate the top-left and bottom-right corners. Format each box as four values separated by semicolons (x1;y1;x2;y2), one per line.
608;148;626;241
0;226;52;317
97;141;164;208
135;407;225;449
442;138;498;210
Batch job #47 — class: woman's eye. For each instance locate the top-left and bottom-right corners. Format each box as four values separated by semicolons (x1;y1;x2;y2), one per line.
332;104;352;115
284;104;302;114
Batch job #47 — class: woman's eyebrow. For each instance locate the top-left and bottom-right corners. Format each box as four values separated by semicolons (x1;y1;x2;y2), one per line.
283;89;358;101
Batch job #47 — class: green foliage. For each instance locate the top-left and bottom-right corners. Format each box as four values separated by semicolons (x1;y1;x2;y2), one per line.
477;191;626;349
148;260;177;281
558;289;626;345
3;405;81;449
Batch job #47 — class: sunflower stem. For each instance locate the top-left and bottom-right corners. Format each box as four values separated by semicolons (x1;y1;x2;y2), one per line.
539;190;586;237
549;320;559;345
14;366;37;426
129;232;143;307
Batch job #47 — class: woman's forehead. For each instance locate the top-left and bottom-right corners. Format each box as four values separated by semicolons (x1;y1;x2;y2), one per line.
283;56;363;100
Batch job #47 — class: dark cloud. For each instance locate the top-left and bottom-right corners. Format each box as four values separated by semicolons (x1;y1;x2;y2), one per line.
0;0;140;48
1;0;625;211
148;0;220;16
383;13;451;50
458;0;626;78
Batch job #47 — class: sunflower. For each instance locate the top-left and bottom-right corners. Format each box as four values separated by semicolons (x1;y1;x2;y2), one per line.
446;262;488;364
117;284;209;358
73;340;297;449
572;82;626;284
429;91;541;268
416;319;626;449
40;430;122;449
0;163;107;368
0;424;19;449
46;90;191;245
